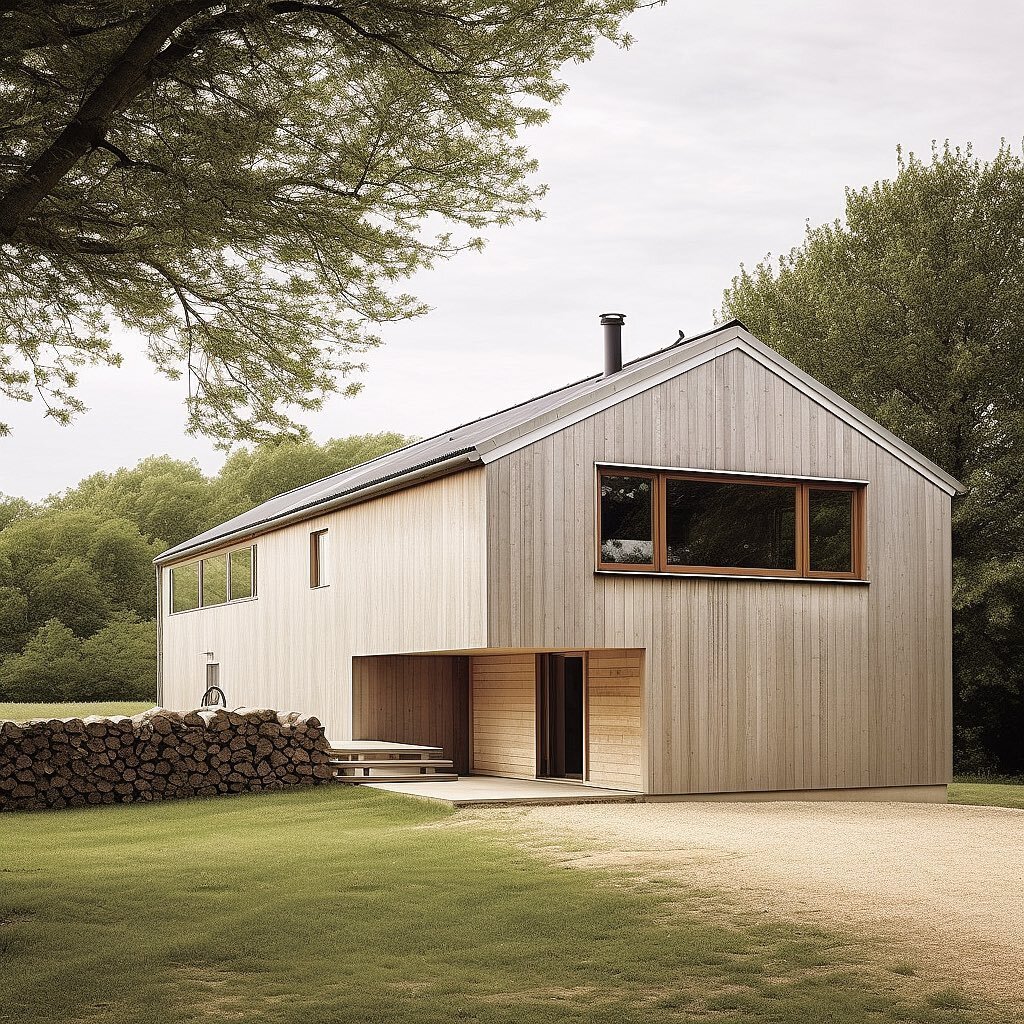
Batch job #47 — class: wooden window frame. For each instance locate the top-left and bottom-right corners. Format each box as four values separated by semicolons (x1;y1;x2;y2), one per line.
596;466;866;581
803;481;866;580
309;529;328;589
595;469;660;573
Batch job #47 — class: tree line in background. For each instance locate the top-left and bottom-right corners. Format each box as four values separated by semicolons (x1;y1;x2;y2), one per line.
0;433;407;704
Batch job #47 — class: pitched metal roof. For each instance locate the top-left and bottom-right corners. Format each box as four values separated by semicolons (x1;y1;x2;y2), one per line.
156;320;964;564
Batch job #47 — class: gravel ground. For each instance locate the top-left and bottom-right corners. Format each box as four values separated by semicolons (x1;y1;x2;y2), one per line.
479;800;1024;1006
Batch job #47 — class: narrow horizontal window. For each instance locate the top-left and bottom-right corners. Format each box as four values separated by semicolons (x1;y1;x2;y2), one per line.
597;467;864;580
169;544;257;613
599;474;654;567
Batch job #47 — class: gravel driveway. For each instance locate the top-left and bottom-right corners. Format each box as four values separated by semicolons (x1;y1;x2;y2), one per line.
481;800;1024;1005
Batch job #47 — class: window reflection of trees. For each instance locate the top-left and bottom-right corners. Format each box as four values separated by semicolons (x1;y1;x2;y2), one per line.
666;480;796;570
808;490;853;573
202;553;228;606
600;476;653;564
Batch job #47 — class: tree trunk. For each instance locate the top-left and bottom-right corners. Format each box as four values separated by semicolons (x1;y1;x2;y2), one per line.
0;1;215;239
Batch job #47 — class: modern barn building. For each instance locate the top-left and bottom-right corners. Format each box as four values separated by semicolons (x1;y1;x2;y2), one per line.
156;318;962;800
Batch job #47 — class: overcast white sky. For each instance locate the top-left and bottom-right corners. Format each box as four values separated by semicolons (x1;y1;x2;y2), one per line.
2;0;1021;501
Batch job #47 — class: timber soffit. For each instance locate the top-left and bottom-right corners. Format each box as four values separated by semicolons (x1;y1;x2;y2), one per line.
156;320;965;565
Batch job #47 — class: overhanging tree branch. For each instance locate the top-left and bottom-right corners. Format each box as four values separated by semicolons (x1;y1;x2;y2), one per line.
0;1;220;237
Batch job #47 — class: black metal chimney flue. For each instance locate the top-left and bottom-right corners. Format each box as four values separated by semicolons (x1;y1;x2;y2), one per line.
601;312;625;376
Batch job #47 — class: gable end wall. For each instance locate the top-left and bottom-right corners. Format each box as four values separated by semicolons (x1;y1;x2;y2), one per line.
484;348;953;795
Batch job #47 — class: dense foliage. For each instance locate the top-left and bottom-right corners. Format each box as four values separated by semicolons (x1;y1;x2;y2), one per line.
0;0;641;442
721;143;1024;775
0;432;407;701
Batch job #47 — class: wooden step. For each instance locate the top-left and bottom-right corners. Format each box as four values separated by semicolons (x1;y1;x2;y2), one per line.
328;742;443;759
334;773;459;784
331;755;448;764
331;759;454;772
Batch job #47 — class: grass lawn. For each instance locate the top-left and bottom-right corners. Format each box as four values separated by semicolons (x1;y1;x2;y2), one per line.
0;702;154;722
948;779;1024;810
0;787;1004;1024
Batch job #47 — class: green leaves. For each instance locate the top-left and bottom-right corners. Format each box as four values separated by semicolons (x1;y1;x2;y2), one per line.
0;1;642;441
0;430;409;700
721;141;1024;774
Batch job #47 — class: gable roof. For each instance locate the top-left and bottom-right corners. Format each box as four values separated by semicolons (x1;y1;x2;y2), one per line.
156;320;964;564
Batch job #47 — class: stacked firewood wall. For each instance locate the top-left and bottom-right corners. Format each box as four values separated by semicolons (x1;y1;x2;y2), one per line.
0;707;333;812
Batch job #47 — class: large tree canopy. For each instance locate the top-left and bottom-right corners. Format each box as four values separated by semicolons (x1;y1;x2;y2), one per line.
0;1;641;441
720;142;1024;775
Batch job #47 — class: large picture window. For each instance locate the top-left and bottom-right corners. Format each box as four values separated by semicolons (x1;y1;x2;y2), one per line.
597;467;864;579
170;544;257;612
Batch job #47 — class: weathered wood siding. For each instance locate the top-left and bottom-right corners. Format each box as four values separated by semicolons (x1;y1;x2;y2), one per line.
160;469;488;738
351;655;470;773
470;654;536;777
485;348;953;796
586;649;643;790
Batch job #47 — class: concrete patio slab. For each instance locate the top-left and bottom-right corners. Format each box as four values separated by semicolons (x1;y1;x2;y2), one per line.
362;775;642;807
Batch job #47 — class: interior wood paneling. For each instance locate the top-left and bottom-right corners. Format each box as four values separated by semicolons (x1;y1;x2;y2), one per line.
470;654;536;778
352;655;470;773
587;649;643;790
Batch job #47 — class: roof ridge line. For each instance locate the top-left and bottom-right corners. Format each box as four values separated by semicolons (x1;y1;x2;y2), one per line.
259;320;739;501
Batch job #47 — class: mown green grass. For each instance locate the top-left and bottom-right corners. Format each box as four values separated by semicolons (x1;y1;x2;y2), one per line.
0;786;1002;1024
0;702;153;722
949;779;1024;810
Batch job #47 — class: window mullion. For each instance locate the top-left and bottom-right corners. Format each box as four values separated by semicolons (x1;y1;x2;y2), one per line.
797;483;809;577
655;472;664;571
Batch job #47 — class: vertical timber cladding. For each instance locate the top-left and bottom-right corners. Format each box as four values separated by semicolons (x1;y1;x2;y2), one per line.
470;654;536;777
469;650;643;787
485;347;954;796
160;468;488;741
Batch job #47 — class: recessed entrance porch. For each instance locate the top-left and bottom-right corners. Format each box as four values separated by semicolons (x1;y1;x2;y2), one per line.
350;648;643;792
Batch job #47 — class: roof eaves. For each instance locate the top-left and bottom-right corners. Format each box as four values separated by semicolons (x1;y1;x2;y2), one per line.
731;329;966;495
154;446;481;564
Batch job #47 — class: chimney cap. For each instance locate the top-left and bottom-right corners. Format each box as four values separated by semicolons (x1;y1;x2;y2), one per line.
601;312;624;377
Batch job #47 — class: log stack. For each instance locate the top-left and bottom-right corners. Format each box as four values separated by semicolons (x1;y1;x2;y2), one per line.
0;707;334;812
